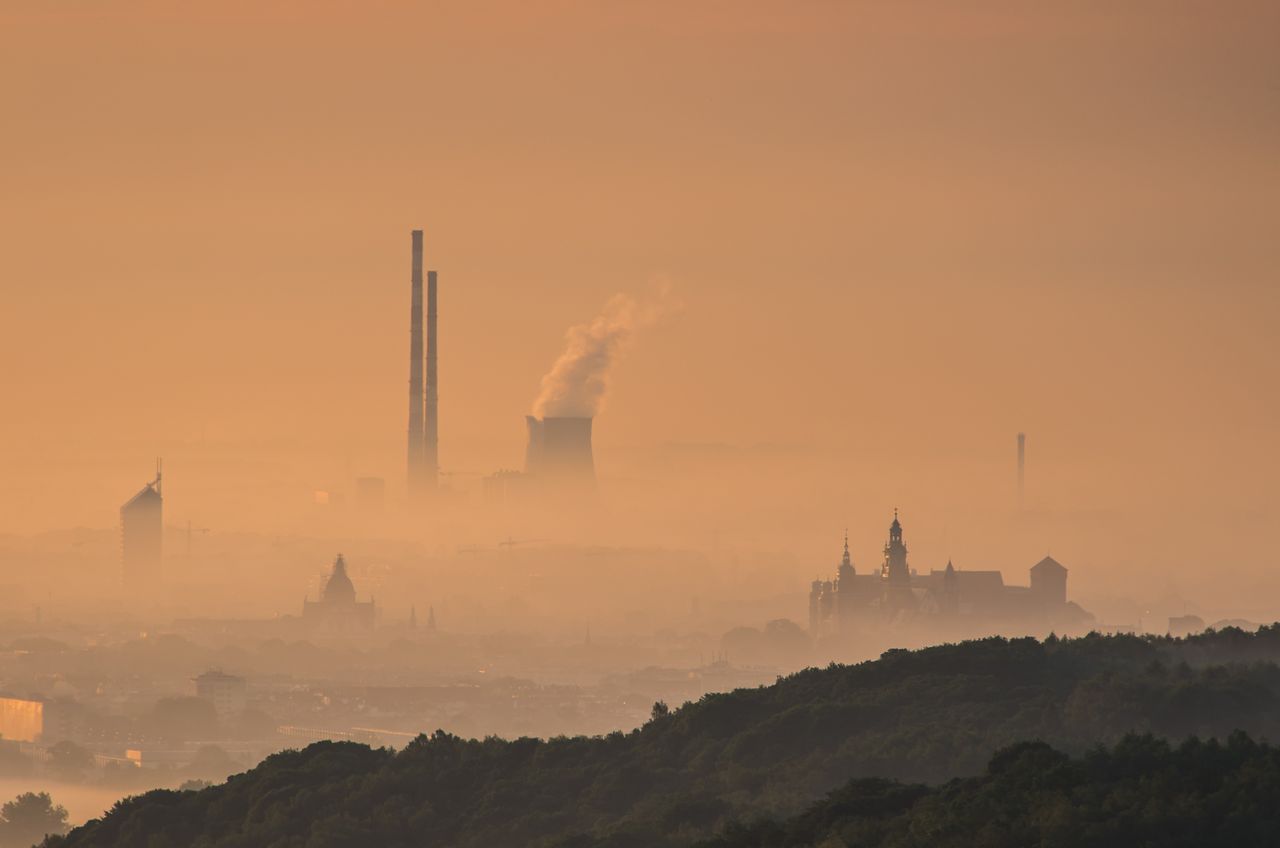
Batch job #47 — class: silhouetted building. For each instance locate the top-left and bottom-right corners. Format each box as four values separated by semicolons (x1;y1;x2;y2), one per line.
302;554;376;629
878;510;916;615
1029;556;1067;606
0;697;73;744
121;466;163;589
192;670;247;718
808;512;1091;636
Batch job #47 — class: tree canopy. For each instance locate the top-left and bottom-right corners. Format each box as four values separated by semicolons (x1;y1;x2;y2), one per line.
1;792;68;848
45;626;1280;848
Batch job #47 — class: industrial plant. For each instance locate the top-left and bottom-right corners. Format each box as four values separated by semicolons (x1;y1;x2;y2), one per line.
401;229;602;504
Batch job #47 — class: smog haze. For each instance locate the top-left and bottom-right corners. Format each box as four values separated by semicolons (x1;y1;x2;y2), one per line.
1;2;1279;835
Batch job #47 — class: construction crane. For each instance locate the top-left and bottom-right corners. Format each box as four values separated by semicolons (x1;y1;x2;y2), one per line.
185;520;211;560
498;537;545;548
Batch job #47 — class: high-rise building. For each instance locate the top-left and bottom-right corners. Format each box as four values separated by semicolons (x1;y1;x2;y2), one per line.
121;465;163;590
192;670;247;718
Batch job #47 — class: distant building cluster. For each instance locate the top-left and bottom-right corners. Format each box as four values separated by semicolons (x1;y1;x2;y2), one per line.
192;669;248;718
808;511;1090;636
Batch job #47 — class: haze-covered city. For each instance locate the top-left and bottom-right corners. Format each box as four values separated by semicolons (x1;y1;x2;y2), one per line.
2;2;1279;845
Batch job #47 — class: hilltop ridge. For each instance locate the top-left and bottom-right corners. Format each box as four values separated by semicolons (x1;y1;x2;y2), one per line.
48;626;1280;848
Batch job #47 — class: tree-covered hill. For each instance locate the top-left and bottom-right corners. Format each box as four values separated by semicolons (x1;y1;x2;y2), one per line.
47;627;1280;848
698;733;1280;848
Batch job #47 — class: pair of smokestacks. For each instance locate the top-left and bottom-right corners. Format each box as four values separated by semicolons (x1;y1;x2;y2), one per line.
407;230;439;497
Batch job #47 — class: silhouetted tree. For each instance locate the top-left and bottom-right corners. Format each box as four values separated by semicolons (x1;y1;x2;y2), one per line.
0;792;68;848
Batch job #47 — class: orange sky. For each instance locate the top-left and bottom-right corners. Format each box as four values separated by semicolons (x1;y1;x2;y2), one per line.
1;2;1278;604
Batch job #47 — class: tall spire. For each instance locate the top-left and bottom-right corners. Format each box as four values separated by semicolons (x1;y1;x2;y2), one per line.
841;529;851;568
881;509;910;584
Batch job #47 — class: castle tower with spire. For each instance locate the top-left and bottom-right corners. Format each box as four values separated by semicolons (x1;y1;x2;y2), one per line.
835;530;859;628
879;510;917;613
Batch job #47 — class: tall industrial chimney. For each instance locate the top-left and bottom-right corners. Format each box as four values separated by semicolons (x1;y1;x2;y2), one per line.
407;230;426;497
1016;432;1026;509
425;269;439;489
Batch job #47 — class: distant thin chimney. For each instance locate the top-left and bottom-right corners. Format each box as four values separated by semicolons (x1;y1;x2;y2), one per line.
425;269;439;489
1017;432;1026;509
407;230;426;497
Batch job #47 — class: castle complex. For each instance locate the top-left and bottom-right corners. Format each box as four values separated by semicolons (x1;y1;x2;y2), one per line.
808;511;1090;636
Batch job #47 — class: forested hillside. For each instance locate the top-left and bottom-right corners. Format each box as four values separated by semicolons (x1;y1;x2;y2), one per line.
698;733;1280;848
47;627;1280;848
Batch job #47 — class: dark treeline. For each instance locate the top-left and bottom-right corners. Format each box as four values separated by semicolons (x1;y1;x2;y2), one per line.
46;627;1280;848
698;733;1280;848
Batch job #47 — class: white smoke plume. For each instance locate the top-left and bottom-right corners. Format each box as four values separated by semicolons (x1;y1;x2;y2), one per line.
532;283;676;418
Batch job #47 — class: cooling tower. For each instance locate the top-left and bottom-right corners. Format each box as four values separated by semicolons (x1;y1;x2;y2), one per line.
525;416;596;487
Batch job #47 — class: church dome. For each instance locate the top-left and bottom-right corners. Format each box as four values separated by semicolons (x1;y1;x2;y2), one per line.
322;554;357;604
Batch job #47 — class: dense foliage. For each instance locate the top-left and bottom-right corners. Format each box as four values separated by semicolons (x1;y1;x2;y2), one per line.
1;792;68;848
699;733;1280;848
47;627;1280;848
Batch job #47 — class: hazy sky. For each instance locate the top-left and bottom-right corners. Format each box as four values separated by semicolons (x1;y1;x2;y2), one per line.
2;1;1277;579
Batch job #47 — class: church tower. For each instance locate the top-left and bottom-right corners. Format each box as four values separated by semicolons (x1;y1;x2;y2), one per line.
836;531;858;627
880;510;911;585
837;531;855;585
879;510;916;613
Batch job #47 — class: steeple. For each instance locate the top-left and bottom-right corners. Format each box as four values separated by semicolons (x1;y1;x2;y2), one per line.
837;529;855;581
880;509;910;585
